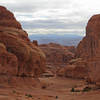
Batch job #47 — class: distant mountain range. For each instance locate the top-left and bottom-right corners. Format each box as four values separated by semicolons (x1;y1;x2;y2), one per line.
29;34;83;46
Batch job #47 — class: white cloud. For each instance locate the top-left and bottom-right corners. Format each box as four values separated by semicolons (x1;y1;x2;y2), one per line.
0;0;100;36
0;0;16;4
26;28;84;36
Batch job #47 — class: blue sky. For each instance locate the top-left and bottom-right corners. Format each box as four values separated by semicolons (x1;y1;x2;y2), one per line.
0;0;100;35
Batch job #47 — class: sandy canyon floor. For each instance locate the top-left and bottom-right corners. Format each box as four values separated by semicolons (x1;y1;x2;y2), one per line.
0;77;100;100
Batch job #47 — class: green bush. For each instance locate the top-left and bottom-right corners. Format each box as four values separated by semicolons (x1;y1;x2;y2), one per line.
71;88;81;92
25;94;32;98
82;87;92;92
71;88;75;92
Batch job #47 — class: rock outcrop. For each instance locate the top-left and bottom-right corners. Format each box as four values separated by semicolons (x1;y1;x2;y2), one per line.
0;6;46;80
0;6;22;29
39;43;75;68
57;58;88;79
58;15;100;81
76;14;100;85
0;43;18;76
33;40;38;46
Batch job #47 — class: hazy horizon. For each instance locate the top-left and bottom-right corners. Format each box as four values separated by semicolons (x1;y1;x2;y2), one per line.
0;0;100;36
29;33;83;46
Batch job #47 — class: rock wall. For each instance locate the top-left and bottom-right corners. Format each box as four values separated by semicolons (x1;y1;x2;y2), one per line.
58;15;100;81
57;58;88;79
76;14;100;85
0;6;46;79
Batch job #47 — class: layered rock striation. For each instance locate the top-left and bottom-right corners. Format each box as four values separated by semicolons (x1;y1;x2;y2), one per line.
0;6;22;29
58;15;100;81
57;58;88;79
0;6;46;79
39;43;75;68
76;14;100;85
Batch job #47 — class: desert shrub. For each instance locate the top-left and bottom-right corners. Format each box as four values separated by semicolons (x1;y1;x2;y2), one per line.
71;88;75;92
82;87;92;92
71;88;80;92
13;90;16;93
56;96;58;99
25;94;32;98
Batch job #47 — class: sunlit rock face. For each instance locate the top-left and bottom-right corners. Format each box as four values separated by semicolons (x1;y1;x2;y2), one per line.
59;15;100;83
77;14;100;58
0;6;46;78
76;14;100;85
0;6;22;29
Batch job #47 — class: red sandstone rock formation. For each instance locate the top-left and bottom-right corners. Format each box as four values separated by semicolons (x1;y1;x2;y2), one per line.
76;14;100;85
33;40;38;46
58;15;100;82
0;6;22;29
58;14;100;80
0;43;18;76
0;6;46;79
77;14;100;58
57;58;88;79
39;43;75;68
